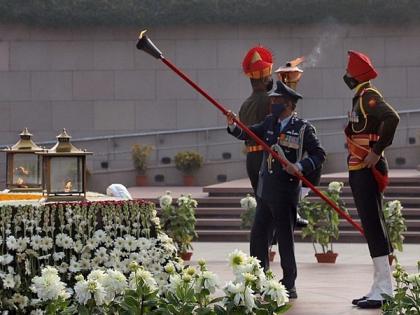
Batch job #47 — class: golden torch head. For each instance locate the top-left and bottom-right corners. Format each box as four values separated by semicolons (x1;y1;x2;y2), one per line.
274;57;304;90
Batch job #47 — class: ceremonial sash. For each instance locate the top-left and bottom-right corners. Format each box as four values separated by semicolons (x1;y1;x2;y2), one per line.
346;134;388;192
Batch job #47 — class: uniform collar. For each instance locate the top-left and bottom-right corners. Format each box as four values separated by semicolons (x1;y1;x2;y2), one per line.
277;114;293;130
354;81;371;96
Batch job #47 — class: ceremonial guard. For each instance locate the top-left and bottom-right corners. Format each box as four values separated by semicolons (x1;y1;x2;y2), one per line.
343;51;400;309
239;46;272;194
227;81;326;298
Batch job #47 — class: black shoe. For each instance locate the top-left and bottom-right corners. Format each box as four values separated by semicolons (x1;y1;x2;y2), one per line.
357;299;383;309
352;296;368;306
287;287;298;299
296;216;308;228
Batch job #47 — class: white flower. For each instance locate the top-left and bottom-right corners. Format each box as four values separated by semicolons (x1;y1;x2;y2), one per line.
69;259;81;273
261;279;289;307
240;194;257;210
87;270;107;283
195;271;219;294
0;254;14;265
137;237;151;250
159;191;173;208
6;236;17;250
102;270;127;302
328;181;344;193
30;266;69;301
31;235;42;250
30;309;44;315
61;235;74;249
55;233;66;247
93;229;107;244
94;247;109;263
11;293;29;310
228;249;247;270
16;237;30;252
86;238;98;250
167;274;183;294
124;235;138;252
73;240;83;253
129;268;157;292
53;252;65;261
3;273;16;288
406;273;420;284
224;281;255;312
40;237;53;251
74;279;106;306
114;237;125;250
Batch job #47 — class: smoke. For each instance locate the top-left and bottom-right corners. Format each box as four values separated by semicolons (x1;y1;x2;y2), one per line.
301;23;346;69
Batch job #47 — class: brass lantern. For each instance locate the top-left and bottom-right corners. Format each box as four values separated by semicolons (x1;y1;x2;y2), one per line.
274;56;305;90
2;128;43;192
37;129;92;201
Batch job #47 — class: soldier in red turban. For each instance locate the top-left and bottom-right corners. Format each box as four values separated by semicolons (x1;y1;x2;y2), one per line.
344;50;400;309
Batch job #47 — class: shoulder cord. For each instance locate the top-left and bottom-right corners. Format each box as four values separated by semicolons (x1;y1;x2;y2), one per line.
351;87;382;134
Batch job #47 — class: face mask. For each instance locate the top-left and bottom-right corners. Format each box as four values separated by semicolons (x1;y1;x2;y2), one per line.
271;103;287;118
343;74;359;90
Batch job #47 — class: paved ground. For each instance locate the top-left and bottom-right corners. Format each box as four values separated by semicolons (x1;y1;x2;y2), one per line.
189;242;419;315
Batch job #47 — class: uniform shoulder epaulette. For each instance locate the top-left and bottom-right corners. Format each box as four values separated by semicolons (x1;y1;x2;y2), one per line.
360;87;383;99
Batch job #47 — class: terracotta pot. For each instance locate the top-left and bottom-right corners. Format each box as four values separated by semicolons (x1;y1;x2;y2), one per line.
136;175;148;186
183;175;195;186
315;251;338;263
388;254;395;266
269;250;276;262
180;251;193;261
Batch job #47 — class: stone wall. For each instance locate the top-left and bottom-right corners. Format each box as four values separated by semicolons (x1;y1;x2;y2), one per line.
1;22;420;189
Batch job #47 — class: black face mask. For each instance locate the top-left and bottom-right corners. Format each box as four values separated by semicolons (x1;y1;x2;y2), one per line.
265;78;274;92
271;103;287;118
343;74;359;90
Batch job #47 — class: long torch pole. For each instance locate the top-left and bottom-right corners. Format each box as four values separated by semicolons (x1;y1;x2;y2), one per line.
136;31;364;236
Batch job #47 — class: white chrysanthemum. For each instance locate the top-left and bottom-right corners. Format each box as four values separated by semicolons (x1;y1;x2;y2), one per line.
328;181;344;193
31;235;42;251
102;269;127;302
167;274;183;294
164;262;176;275
74;279;106;306
11;293;29;310
195;271;219;294
16;237;30;253
388;200;403;215
55;233;66;247
61;235;74;249
87;270;107;283
159;191;173;208
224;281;255;312
3;273;16;288
6;236;17;250
0;254;14;265
53;252;65;262
228;249;247;270
85;238;99;250
240;194;257;210
93;229;107;243
69;259;81;273
30;266;69;301
124;235;138;252
30;309;44;315
261;279;289;307
40;237;53;251
137;237;152;250
129;268;157;291
406;273;420;284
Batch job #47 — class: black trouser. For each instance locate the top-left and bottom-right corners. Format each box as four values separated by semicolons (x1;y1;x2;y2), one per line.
246;151;264;195
349;168;392;258
250;193;298;289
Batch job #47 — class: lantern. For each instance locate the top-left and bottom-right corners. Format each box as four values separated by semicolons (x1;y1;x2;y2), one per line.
37;129;92;201
2;128;42;192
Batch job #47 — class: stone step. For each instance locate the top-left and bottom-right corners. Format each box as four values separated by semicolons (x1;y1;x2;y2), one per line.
306;196;420;207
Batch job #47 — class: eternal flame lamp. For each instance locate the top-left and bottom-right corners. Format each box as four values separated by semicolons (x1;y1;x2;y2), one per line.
2;128;43;192
37;129;92;201
274;56;305;90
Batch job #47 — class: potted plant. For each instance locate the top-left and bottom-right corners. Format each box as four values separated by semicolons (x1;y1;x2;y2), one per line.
299;181;347;263
240;194;276;261
131;144;153;186
159;191;198;260
383;200;407;265
174;150;203;186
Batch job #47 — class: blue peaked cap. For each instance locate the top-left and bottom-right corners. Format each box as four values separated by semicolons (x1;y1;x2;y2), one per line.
269;80;303;102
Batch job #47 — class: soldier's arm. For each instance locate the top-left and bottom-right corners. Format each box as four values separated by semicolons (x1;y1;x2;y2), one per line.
227;115;268;141
299;124;326;175
363;92;400;155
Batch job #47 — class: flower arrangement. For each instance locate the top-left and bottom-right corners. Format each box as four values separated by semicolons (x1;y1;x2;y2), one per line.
174;150;203;175
299;181;347;258
131;144;154;175
32;250;291;314
0;200;178;313
382;262;420;314
383;200;407;253
159;191;198;256
240;194;257;229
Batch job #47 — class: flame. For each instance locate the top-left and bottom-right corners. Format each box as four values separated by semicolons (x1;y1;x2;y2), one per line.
289;56;305;67
139;29;147;39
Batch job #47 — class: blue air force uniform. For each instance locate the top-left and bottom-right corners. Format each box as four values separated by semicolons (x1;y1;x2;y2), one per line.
228;81;326;291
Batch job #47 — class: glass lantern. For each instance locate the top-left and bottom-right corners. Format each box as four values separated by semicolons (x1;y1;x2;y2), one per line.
2;128;43;192
37;129;92;201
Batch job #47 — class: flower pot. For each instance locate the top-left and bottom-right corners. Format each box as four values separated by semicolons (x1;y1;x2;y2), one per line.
136;175;148;186
269;250;276;262
315;251;338;263
183;175;195;186
388;254;396;266
180;251;193;261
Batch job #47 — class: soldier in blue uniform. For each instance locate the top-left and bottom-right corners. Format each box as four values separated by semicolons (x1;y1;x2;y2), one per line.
226;81;326;298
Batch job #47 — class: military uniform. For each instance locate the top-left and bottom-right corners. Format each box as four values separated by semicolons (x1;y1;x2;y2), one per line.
240;46;273;194
239;91;270;193
228;81;326;291
344;51;399;308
